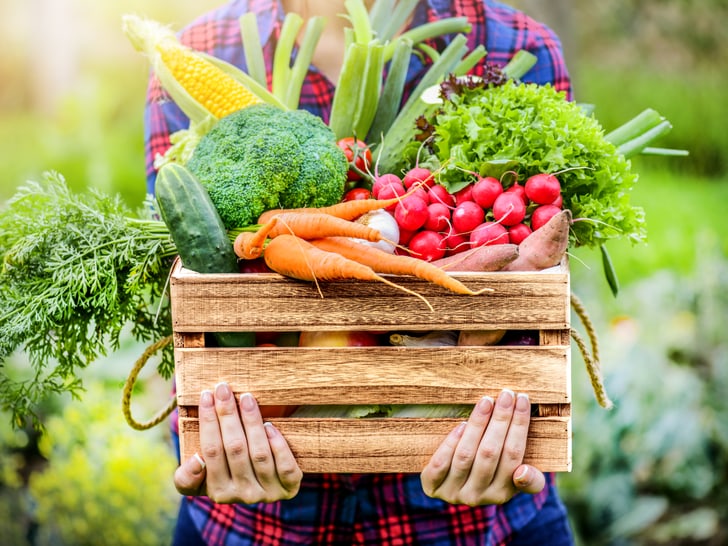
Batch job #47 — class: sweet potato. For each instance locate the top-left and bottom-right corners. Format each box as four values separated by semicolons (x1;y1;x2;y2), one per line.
502;209;572;271
431;243;519;272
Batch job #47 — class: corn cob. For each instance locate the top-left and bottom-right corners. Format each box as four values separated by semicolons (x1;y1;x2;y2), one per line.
123;14;261;123
156;40;261;119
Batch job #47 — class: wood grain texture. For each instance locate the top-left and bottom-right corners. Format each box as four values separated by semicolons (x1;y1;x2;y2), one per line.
169;262;570;332
170;260;573;473
174;345;570;406
178;416;572;473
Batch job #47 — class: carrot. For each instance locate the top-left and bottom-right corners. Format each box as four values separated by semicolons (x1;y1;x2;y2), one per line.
233;217;278;259
309;237;493;296
502;209;572;271
264;234;434;311
257;191;416;224
431;244;520;272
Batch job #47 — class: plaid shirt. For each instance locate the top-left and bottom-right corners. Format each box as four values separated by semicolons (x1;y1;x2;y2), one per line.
147;1;573;544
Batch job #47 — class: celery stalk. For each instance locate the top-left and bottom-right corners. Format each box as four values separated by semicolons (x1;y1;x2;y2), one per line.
238;13;267;87
502;50;538;80
377;0;419;42
329;43;369;139
604;108;665;147
376;34;469;171
453;45;487;76
272;13;303;101
352;42;385;139
285;16;326;109
383;17;471;61
367;38;413;142
345;0;373;44
616;120;673;158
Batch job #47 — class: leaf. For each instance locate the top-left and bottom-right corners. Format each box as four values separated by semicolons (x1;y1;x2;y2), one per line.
600;244;620;297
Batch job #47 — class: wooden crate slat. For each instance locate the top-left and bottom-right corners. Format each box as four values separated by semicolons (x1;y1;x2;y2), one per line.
170;265;569;332
175;345;570;406
178;416;572;473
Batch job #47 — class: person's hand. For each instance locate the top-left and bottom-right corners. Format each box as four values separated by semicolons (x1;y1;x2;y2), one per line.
421;389;545;506
174;382;303;503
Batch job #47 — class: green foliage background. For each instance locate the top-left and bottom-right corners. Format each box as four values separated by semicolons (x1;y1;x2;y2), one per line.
1;1;727;544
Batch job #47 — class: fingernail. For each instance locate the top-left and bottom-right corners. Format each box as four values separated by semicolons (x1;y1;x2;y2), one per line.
454;421;467;437
200;390;214;408
240;392;256;411
264;422;277;438
215;382;232;401
514;465;529;484
497;388;514;409
191;453;206;475
477;395;494;413
516;393;530;412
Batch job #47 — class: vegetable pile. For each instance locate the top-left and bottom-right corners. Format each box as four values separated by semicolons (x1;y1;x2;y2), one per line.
0;0;683;425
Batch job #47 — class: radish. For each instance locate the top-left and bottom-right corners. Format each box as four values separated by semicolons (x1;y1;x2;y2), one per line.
507;223;532;245
452;200;485;233
492;192;526;226
530;204;563;231
398;227;416;245
442;226;470;255
472;176;503;209
428;184;456;207
525;173;561;205
376;181;407;211
372;173;403;198
403;167;435;190
470;221;510;246
454;185;474;205
394;195;429;231
408;230;446;261
505;182;527;204
424;202;451;232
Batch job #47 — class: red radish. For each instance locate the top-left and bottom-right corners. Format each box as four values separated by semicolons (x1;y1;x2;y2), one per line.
343;187;372;201
376;182;407;211
394;195;429;231
530;204;563;231
398;227;416;245
454;185;474;205
525;173;561;205
442;227;470;255
470;221;509;246
406;187;429;204
492;192;526;226
472;176;503;209
428;184;456;207
424;202;451;232
372;173;403;198
452;201;485;233
508;223;532;245
552;194;563;208
403;167;435;189
505;182;527;204
408;230;446;261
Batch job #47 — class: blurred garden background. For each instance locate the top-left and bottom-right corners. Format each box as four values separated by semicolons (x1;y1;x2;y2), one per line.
1;0;727;544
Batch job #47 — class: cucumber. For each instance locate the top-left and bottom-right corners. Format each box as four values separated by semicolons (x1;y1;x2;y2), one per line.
156;163;255;347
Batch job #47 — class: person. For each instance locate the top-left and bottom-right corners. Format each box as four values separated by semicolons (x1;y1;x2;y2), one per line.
144;1;575;544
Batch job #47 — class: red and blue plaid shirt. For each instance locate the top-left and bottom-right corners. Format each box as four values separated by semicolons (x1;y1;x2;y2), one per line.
146;1;573;544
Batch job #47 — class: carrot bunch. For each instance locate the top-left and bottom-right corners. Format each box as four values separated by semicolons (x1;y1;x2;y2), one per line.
232;198;492;311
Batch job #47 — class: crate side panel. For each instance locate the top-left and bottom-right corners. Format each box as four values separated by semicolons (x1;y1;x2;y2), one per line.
175;345;570;406
178;416;571;473
170;271;569;332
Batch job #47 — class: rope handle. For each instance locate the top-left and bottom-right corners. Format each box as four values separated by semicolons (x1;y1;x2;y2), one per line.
570;292;614;410
122;334;177;430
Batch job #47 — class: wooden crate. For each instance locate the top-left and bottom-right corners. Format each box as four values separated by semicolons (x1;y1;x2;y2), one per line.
171;259;572;473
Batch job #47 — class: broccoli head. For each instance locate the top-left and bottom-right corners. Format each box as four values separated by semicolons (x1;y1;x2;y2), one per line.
186;104;348;228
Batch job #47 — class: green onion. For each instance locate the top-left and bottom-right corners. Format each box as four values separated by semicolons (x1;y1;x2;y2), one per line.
285;16;326;109
368;38;413;142
272;13;303;101
238;13;267;87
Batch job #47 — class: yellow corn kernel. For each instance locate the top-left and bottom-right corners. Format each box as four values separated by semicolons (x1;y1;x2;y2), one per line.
156;42;261;119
